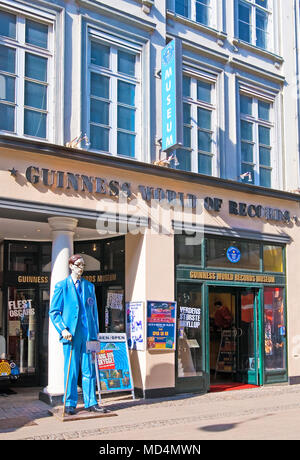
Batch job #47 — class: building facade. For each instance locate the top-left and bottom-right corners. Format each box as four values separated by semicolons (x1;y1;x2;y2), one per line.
1;0;300;401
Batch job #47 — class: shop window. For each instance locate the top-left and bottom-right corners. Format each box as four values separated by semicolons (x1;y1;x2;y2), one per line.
0;9;54;140
263;245;283;272
103;238;125;272
264;287;286;371
239;93;274;187
74;241;102;271
7;287;37;374
8;243;39;272
206;238;260;270
88;36;141;158
237;0;272;51
175;234;202;266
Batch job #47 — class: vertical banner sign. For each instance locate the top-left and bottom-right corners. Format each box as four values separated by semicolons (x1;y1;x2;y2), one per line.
147;301;177;350
161;38;183;151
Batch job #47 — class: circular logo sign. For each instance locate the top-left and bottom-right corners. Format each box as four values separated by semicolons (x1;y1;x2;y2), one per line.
226;246;241;263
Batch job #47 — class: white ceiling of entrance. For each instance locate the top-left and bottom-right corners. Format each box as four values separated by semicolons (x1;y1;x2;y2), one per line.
0;218;115;242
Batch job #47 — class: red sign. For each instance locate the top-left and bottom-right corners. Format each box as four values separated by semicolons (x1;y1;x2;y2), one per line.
97;350;115;370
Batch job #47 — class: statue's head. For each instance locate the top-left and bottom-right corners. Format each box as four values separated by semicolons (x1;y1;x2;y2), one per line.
69;254;85;278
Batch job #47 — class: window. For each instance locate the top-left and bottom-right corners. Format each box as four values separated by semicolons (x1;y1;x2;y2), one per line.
169;0;215;28
88;38;140;158
0;9;53;139
239;93;273;187
264;287;286;371
237;0;272;50
173;75;215;175
206;237;260;270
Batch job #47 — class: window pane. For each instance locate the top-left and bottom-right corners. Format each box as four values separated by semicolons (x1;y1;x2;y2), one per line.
0;11;16;38
239;2;251;42
117;132;135;157
118;50;136;76
259;125;270;145
90;125;109;151
90;73;109;99
117;106;135;131
197;80;211;103
118;80;135;106
91;42;110;68
25;53;47;82
173;149;191;172
206;238;260;270
26;20;48;49
175;0;189;17
258;100;270;121
0;103;14;131
25;81;47;110
183;76;191;97
241;120;253;141
198;130;212;152
183;126;191;148
197;107;211;130
24;109;46;138
263;246;283;273
175;234;202;265
259;146;271;166
0;75;15;102
183;103;191;124
264;287;286;371
241;141;253;162
259;167;271;187
240;95;252;115
196;0;209;25
0;45;15;73
90;99;109;125
198;153;212;175
256;10;267;49
241;163;254;183
256;0;267;7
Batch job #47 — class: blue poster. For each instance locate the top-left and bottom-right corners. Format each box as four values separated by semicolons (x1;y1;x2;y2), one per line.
97;333;134;393
226;246;241;263
147;301;177;350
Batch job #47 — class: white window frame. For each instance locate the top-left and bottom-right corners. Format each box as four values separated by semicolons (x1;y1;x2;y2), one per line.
238;88;275;188
0;4;55;141
87;30;142;160
167;0;218;29
177;71;217;176
236;0;273;51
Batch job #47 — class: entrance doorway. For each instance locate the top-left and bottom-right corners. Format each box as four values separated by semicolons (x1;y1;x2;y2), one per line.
209;287;260;388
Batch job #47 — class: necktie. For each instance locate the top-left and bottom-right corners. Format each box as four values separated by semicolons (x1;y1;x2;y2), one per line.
76;279;82;296
76;280;87;330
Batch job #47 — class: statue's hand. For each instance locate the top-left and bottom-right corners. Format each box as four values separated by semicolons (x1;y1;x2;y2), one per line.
62;329;72;341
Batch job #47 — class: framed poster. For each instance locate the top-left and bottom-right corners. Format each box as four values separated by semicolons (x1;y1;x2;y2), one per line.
147;301;177;350
97;333;134;397
126;301;145;351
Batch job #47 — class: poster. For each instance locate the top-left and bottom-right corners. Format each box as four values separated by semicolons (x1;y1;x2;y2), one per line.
126;301;145;351
147;301;177;350
97;333;134;394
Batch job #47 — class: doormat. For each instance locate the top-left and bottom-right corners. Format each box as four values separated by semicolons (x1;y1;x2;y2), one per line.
209;383;258;393
0;416;37;430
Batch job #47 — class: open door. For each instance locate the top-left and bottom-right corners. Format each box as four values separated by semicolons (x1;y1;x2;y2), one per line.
236;289;260;385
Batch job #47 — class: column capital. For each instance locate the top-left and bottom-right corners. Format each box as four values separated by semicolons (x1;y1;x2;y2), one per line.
48;216;78;232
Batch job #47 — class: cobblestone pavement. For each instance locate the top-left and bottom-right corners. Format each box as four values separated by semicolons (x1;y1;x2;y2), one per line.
1;384;300;440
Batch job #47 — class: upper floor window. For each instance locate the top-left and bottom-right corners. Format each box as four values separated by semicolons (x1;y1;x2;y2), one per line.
237;0;272;50
0;9;53;140
88;39;140;158
173;74;216;175
168;0;216;28
239;93;273;187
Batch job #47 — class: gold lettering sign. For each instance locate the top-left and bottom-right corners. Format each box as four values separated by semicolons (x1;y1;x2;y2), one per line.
190;271;275;284
83;274;117;283
17;275;49;284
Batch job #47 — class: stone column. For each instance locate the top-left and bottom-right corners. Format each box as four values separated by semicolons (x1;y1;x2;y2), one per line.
40;217;78;405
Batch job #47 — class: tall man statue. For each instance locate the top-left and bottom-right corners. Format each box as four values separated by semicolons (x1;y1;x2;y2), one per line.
49;254;104;415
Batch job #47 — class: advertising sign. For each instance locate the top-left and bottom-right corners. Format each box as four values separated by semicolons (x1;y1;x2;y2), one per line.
126;301;145;351
147;301;177;350
161;38;183;151
96;333;134;395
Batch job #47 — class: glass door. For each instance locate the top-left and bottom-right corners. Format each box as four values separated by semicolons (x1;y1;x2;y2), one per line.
236;289;260;385
175;283;208;393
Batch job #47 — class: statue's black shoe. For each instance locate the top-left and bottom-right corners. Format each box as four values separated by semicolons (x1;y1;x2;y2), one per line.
65;406;76;415
87;405;109;413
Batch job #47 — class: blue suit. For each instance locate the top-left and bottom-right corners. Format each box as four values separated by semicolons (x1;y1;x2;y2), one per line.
49;275;99;409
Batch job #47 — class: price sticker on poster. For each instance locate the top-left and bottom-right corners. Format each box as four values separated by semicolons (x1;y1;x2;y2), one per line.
147;301;177;350
96;333;135;399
